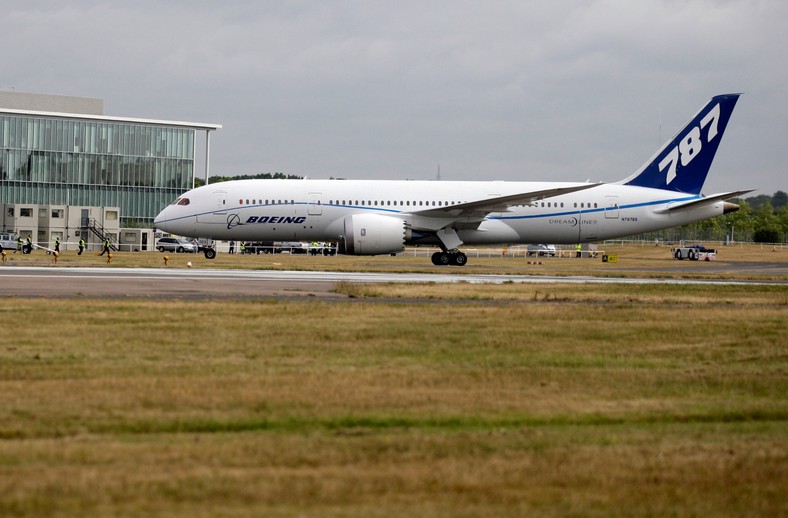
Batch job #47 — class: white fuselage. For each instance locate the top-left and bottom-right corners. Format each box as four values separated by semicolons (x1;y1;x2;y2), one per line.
154;179;724;246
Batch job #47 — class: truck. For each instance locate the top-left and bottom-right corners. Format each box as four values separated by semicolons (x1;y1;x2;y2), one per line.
672;244;717;261
0;232;31;254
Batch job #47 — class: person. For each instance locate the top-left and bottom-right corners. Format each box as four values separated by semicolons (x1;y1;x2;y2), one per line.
239;241;246;254
16;235;23;253
26;235;32;253
54;237;61;254
100;237;111;256
576;243;582;258
228;240;235;254
78;237;86;255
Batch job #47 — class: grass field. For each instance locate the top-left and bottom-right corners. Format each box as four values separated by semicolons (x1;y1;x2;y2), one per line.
1;279;786;516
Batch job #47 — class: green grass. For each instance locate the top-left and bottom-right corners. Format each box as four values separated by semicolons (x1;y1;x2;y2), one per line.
1;285;786;516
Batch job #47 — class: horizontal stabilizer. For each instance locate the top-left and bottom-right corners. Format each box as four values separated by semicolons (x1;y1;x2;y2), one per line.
653;190;754;214
412;183;602;218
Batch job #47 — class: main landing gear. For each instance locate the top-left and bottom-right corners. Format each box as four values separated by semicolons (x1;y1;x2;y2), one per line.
431;250;468;266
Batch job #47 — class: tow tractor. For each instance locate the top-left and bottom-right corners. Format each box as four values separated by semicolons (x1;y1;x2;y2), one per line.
672;244;717;261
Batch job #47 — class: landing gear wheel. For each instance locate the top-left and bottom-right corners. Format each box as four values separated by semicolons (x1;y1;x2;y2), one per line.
432;251;467;266
452;252;468;266
203;248;216;260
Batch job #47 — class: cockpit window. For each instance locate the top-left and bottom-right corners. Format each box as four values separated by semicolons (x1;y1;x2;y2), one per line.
171;197;190;206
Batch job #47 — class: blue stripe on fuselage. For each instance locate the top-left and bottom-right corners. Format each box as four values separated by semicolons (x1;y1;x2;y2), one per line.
489;195;700;221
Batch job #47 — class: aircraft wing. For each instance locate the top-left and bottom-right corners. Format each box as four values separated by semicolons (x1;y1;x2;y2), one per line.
653;190;754;214
411;183;602;219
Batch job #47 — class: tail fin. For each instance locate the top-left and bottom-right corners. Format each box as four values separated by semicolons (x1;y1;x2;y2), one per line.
621;94;740;194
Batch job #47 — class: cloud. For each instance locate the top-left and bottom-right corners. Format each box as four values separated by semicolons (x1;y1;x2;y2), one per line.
1;0;785;193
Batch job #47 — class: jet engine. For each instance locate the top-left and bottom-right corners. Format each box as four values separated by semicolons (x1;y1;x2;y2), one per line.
338;213;409;255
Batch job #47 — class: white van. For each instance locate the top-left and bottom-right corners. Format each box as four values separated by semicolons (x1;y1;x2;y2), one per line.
0;232;20;253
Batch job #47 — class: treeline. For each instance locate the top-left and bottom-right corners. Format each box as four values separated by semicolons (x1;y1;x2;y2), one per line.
643;191;788;243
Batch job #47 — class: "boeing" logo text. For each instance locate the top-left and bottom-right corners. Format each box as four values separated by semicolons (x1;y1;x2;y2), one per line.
245;216;306;224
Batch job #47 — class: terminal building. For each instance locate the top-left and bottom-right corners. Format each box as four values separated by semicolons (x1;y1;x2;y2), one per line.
0;91;220;251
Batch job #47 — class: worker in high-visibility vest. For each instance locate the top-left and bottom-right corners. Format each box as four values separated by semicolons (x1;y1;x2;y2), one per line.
576;243;582;258
100;238;111;256
78;238;86;255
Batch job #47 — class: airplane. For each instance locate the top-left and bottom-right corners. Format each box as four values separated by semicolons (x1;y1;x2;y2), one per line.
154;93;751;265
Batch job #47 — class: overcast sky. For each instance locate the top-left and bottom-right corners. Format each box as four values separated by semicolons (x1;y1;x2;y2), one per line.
2;0;785;195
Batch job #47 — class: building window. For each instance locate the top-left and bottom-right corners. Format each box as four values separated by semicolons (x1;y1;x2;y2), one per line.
20;208;33;217
52;209;64;218
106;210;118;220
6;208;13;217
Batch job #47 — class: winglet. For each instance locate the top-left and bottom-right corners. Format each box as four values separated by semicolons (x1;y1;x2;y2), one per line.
621;94;741;194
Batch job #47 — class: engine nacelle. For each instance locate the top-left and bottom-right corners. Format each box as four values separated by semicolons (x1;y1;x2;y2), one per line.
339;213;408;255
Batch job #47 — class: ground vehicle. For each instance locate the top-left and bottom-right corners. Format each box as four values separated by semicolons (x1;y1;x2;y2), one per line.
278;242;308;254
672;244;716;261
0;232;19;253
241;242;279;254
309;242;337;256
157;237;198;253
0;232;31;254
527;244;556;257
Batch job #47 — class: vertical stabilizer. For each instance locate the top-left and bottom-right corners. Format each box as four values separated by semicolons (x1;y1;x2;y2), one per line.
622;94;740;194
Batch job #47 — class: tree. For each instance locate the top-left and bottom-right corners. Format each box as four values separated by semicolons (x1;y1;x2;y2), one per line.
752;202;781;243
779;204;788;235
722;199;754;242
772;190;788;210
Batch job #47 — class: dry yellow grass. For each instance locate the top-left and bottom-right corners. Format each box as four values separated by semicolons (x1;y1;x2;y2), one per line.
1;286;786;516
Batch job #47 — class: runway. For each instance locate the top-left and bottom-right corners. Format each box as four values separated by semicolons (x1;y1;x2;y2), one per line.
1;265;785;299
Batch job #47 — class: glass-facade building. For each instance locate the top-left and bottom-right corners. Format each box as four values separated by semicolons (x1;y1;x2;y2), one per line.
0;107;219;227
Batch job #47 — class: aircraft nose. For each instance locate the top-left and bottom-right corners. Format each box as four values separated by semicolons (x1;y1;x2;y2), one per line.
153;207;171;231
154;205;189;234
